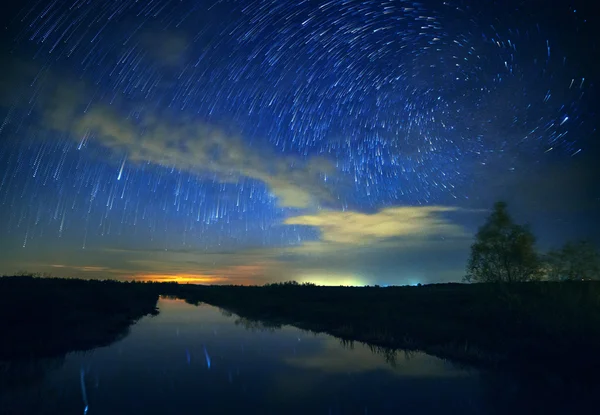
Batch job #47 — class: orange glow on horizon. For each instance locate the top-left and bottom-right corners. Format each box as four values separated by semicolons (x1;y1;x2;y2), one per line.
128;272;265;285
129;274;230;284
128;262;277;285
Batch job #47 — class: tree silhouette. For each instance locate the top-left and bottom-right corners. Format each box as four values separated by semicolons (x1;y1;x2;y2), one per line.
546;241;600;281
465;202;542;283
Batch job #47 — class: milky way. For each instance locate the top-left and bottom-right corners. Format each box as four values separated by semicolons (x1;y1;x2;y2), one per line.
0;0;595;280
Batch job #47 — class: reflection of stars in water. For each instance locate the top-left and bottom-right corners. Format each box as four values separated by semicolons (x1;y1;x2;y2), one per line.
0;0;592;250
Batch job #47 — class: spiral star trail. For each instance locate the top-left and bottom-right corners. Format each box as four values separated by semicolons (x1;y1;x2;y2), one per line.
0;0;597;284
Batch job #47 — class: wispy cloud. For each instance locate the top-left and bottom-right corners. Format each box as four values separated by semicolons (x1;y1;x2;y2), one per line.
284;206;466;245
28;73;337;208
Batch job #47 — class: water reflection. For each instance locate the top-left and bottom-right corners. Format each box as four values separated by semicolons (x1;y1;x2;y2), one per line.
221;301;600;415
284;337;465;378
1;298;599;414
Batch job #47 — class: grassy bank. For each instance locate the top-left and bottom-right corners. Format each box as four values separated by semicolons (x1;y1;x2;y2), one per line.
0;276;160;359
166;281;600;377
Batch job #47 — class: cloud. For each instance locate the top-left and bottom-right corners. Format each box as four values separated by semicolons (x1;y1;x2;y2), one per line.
85;206;470;285
40;83;335;208
2;203;470;285
277;206;471;284
284;206;466;245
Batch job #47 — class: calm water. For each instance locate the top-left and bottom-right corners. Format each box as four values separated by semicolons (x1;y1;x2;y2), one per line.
1;298;597;415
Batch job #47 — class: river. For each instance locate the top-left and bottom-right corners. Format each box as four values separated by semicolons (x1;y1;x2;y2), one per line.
1;297;596;414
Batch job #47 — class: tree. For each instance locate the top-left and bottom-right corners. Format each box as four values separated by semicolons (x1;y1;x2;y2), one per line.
545;241;600;281
465;202;543;283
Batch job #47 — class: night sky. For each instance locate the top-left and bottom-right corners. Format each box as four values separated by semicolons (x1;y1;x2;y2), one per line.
0;0;598;285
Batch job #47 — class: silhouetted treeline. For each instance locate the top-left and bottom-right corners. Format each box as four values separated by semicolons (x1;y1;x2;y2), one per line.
0;276;160;359
466;202;600;283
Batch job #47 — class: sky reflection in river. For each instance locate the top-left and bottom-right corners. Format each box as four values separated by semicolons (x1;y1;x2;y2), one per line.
2;297;484;414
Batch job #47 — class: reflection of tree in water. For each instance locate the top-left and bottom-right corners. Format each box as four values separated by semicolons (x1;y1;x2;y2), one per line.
361;342;600;412
338;338;417;368
229;311;421;368
356;340;600;412
368;345;399;367
369;344;422;368
215;307;283;331
339;338;355;350
219;308;233;318
234;317;282;332
362;341;600;412
206;305;600;413
184;298;203;306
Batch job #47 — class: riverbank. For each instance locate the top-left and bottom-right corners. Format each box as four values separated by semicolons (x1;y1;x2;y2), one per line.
0;276;159;359
166;281;600;378
3;276;600;379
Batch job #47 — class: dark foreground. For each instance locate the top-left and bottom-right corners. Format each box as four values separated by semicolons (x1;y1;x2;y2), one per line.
9;297;594;415
0;276;159;359
2;277;600;414
2;276;600;380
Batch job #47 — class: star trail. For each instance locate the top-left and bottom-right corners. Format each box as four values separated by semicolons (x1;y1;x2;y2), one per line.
0;0;597;284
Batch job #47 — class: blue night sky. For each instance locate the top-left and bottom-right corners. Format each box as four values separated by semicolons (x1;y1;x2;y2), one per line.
0;0;598;285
